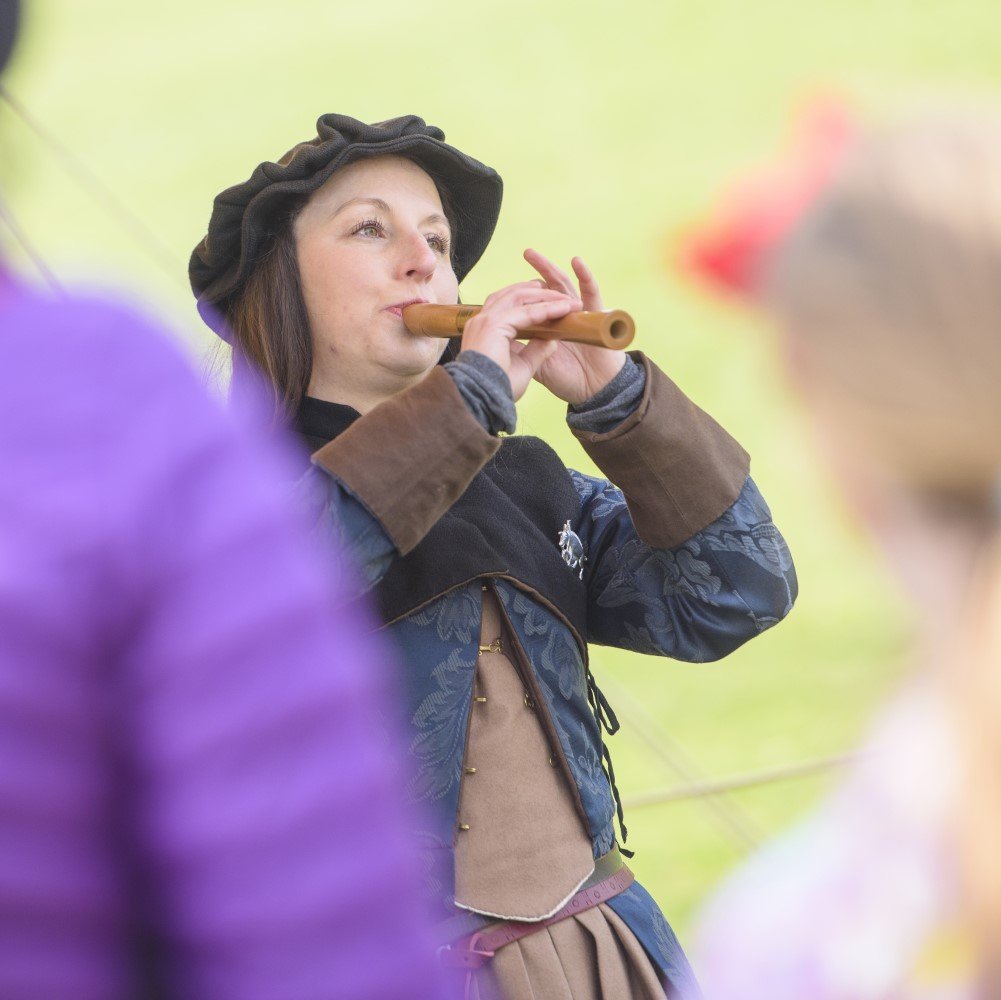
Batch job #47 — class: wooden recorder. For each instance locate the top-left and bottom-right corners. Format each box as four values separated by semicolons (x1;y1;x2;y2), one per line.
402;304;635;350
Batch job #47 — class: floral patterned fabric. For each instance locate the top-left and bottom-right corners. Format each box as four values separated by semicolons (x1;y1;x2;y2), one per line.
577;472;796;658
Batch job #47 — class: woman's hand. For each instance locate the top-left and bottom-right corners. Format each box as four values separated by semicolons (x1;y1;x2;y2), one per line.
522;249;626;405
458;280;578;402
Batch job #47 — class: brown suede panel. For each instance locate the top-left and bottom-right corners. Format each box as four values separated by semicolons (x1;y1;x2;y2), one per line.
453;588;595;920
310;367;501;555
572;351;751;550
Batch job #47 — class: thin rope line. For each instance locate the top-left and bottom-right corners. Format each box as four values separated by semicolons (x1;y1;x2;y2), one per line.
0;84;188;288
622;752;860;810
0;191;62;293
595;671;764;852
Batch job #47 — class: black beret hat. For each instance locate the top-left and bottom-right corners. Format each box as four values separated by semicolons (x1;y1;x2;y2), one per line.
0;0;20;76
189;113;503;339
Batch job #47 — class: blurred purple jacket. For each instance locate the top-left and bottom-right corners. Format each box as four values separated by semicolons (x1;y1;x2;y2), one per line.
0;277;448;1000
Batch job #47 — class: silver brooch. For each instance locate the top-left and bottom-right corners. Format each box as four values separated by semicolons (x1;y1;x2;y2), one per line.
558;520;586;579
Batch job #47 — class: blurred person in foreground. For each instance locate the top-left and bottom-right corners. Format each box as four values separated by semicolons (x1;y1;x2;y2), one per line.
0;3;449;997
682;101;1001;998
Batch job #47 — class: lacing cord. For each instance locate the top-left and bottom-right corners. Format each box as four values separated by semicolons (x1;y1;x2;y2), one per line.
586;668;634;858
589;676;621;735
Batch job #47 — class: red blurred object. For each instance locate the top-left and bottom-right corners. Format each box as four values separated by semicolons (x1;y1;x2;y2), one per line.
678;98;859;300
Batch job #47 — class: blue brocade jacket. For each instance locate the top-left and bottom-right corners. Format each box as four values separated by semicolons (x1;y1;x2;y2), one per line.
296;354;797;997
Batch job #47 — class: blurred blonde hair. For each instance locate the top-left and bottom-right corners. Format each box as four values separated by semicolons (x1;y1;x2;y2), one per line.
765;108;1001;965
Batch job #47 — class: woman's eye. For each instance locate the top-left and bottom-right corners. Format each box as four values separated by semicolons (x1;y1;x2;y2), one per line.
426;233;451;256
353;219;384;238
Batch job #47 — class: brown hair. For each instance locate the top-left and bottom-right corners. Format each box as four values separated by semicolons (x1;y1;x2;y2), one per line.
227;198;312;421
225;160;462;423
765;108;1001;963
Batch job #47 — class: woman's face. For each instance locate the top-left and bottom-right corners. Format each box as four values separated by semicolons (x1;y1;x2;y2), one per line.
294;155;459;409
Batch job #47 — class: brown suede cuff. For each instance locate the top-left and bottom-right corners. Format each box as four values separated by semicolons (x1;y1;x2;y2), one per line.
572;352;750;549
310;367;501;555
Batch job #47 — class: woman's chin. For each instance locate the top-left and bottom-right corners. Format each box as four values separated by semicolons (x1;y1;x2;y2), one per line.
378;333;447;378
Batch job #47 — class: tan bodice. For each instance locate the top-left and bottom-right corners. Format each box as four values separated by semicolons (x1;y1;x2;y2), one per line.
452;585;596;921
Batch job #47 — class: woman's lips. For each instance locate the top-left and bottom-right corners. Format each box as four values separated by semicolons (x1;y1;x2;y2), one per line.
384;299;428;317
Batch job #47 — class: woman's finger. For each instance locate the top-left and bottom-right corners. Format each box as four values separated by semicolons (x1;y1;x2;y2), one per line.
499;296;581;333
478;284;576;322
524;248;576;296
482;283;568;313
460;288;581;381
516;337;559;376
506;338;559;401
503;285;573;306
571;256;604;311
469;297;579;346
524;248;574;294
481;279;546;308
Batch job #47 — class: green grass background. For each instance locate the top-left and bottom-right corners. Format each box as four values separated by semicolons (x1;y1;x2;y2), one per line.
3;0;997;936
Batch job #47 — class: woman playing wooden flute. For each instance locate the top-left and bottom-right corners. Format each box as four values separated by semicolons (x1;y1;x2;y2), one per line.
189;113;798;1000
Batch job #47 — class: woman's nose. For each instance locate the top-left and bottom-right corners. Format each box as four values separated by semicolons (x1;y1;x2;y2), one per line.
397;231;438;281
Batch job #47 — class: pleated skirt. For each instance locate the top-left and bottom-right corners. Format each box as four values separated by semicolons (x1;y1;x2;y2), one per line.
467;902;667;1000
